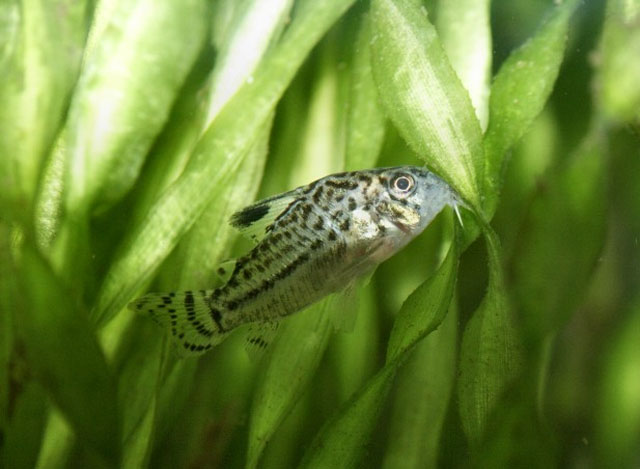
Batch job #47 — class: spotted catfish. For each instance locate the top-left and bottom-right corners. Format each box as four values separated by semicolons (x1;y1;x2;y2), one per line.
129;166;465;356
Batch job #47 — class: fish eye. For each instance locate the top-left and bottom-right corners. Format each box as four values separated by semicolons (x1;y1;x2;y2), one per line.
392;174;414;193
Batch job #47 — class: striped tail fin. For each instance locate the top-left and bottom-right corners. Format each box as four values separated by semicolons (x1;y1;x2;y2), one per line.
128;289;229;356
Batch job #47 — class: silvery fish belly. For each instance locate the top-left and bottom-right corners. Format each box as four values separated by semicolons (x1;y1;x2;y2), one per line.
129;166;463;356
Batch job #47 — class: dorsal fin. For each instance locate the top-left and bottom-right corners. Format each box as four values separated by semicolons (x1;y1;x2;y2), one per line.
229;189;299;243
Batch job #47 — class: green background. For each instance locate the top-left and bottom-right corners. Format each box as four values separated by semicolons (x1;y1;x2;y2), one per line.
1;0;639;467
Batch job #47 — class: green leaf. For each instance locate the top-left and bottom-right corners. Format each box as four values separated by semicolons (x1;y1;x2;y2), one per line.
328;284;379;404
483;0;579;211
301;365;395;469
204;0;294;123
595;301;640;468
300;241;458;468
436;0;492;130
0;0;88;212
511;129;606;344
173;118;272;288
16;245;119;464
386;241;458;362
458;228;523;447
598;0;640;124
61;0;209;215
370;0;484;209
247;292;339;469
34;409;74;469
92;0;357;326
116;323;164;469
343;13;386;171
382;299;458;469
1;383;48;469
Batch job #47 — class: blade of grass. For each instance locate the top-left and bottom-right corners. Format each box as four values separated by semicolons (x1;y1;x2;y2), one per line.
300;240;458;468
0;0;88;213
204;0;294;123
118;326;163;469
436;0;491;130
382;298;458;469
511;127;606;345
62;0;208;216
16;245;119;465
370;0;484;209
1;382;48;469
34;409;74;469
458;228;523;448
598;0;640;124
174;117;272;288
92;0;357;326
483;0;580;213
343;13;386;172
595;301;640;467
247;298;335;469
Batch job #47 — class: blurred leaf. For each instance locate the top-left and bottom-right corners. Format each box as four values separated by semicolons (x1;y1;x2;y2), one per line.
493;108;558;257
117;323;163;469
370;0;484;209
301;365;395;469
121;396;156;469
595;301;640;467
61;0;208;215
300;241;457;468
458;229;523;447
436;0;491;130
386;240;458;362
328;284;379;404
92;0;357;326
173;117;272;288
483;0;579;212
382;298;458;469
0;222;16;435
204;0;294;123
598;0;640;124
34;409;74;469
16;245;119;464
343;13;386;171
0;0;88;212
247;300;334;469
511;130;606;344
1;383;48;469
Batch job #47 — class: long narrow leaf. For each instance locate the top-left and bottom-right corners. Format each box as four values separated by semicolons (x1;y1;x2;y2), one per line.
436;0;491;130
370;0;484;209
458;229;523;447
382;299;458;469
0;0;88;212
483;0;579;211
16;245;119;464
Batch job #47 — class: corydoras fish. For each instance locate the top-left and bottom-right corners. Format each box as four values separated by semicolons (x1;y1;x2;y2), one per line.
129;166;464;356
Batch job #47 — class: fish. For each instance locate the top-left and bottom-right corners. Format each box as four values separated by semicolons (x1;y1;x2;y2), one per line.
128;166;464;356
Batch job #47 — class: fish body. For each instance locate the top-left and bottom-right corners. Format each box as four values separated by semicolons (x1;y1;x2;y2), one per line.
129;166;463;355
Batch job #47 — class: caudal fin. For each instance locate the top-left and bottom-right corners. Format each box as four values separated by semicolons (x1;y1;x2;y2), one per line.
128;290;228;356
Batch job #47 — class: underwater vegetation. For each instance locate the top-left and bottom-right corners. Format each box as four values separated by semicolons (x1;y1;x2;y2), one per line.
1;0;639;467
